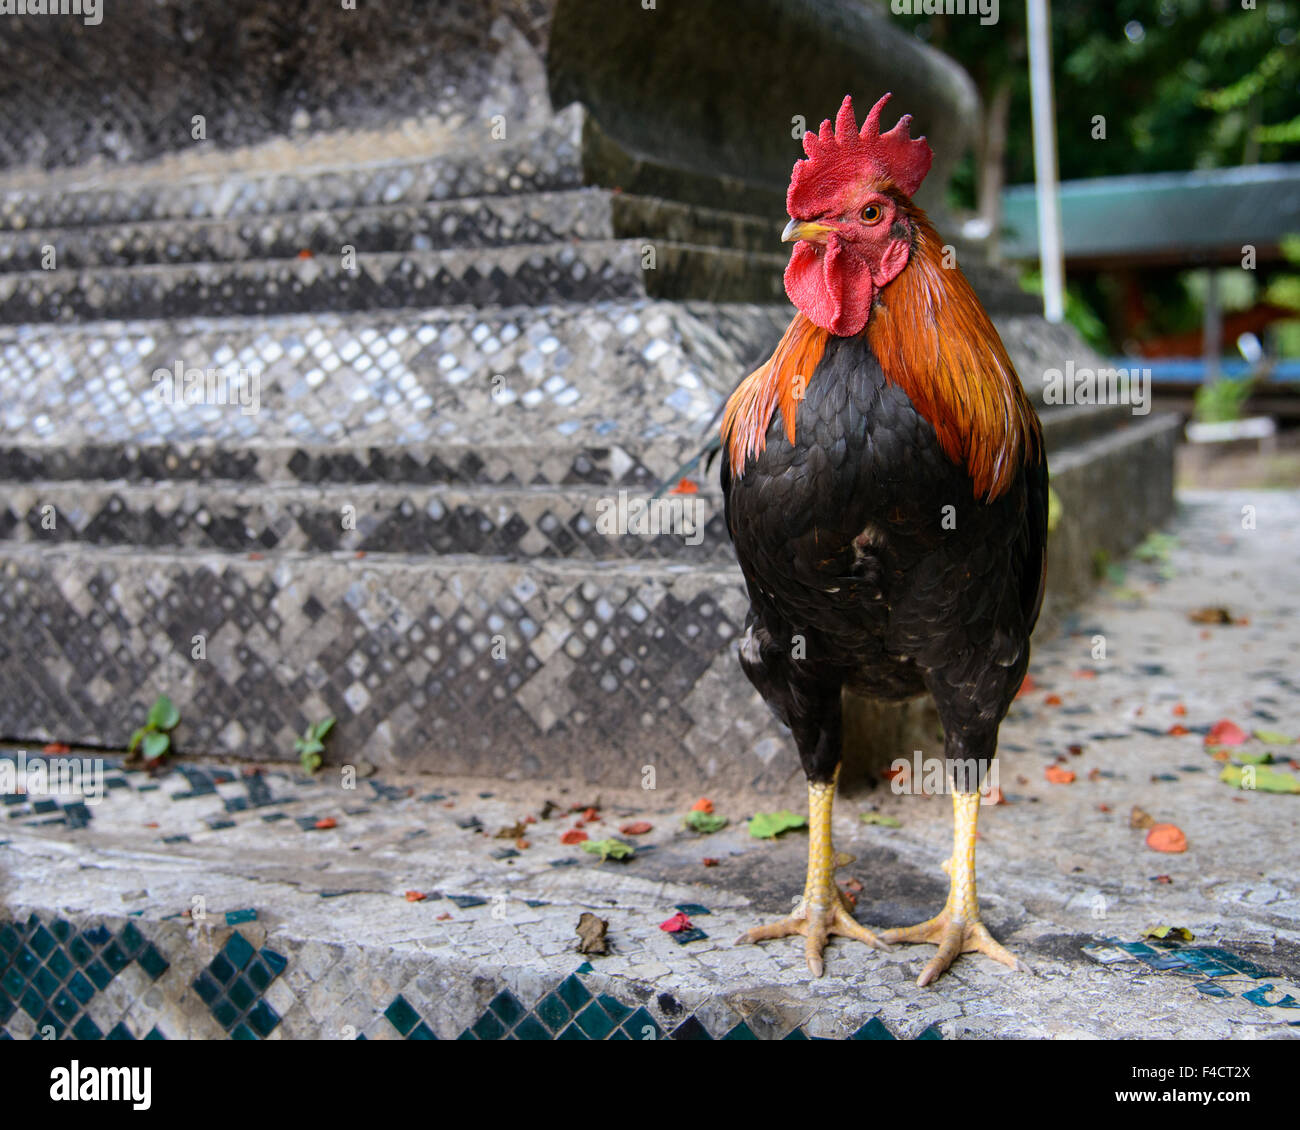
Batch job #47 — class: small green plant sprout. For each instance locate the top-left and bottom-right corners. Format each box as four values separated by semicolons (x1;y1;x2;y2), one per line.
295;716;336;773
127;695;180;765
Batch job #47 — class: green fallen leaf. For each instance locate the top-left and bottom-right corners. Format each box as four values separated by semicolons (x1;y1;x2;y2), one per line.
141;731;170;760
1237;750;1274;765
1133;532;1178;564
683;810;728;834
581;838;635;862
147;695;180;731
1141;924;1195;942
747;810;807;839
860;813;901;828
1254;730;1294;746
1219;763;1300;794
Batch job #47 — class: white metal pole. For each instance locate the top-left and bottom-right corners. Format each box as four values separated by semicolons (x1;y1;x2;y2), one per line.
1026;0;1065;324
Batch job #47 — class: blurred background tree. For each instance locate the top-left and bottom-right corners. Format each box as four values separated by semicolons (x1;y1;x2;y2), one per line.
881;0;1300;358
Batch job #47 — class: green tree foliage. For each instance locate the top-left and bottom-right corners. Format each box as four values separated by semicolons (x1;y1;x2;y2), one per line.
888;0;1300;192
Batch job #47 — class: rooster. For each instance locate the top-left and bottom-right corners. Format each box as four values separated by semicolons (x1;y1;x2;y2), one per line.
721;94;1047;985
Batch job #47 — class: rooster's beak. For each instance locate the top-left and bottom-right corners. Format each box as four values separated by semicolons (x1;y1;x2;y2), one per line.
782;218;834;244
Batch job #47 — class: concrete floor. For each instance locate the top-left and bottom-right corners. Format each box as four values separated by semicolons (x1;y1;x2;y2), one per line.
3;489;1299;1039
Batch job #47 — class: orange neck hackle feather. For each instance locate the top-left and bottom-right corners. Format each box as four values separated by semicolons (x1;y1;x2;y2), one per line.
868;208;1041;501
722;206;1040;502
721;313;829;478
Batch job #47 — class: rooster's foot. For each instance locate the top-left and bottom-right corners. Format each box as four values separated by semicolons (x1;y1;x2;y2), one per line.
879;909;1028;987
736;890;891;977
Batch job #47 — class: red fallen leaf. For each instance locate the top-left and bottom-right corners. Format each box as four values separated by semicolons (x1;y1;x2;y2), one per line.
1016;675;1037;698
43;742;70;754
248;552;263;561
1210;749;1231;762
315;818;337;830
355;551;367;559
1073;669;1097;680
515;838;530;850
144;822;159;829
560;829;588;845
1097;803;1111;812
1153;874;1172;884
1045;765;1075;784
669;478;699;495
405;890;426;902
1167;724;1190;736
1067;744;1084;756
436;913;452;921
620;821;653;835
844;878;863;892
1205;719;1247;747
690;797;714;813
702;857;719;867
1146;823;1187;853
1172;704;1187;716
297;249;314;259
524;815;537;824
1044;694;1062;706
581;807;599;822
660;912;692;933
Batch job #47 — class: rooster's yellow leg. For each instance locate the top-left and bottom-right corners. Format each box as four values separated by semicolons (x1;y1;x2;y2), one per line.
880;790;1027;987
735;768;890;976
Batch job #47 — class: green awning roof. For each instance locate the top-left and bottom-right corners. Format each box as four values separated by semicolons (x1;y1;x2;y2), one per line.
1001;163;1300;267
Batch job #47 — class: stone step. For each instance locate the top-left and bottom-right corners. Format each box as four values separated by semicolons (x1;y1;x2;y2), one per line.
0;191;795;272
0;404;1131;565
0;480;731;563
0;412;1180;779
0;240;794;324
0;112;587;232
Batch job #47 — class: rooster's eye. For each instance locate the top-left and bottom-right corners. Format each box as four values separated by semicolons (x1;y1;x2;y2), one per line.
860;204;884;224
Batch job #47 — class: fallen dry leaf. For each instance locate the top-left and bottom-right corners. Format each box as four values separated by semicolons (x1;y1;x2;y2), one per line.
1044;694;1063;706
1045;765;1075;784
576;912;609;955
1145;823;1187;853
690;797;714;814
1129;805;1155;830
42;742;70;754
659;912;692;933
1189;606;1234;624
702;857;719;867
620;821;653;835
560;829;588;845
1173;703;1187;716
314;817;337;830
669;478;699;495
1167;724;1190;736
404;890;426;902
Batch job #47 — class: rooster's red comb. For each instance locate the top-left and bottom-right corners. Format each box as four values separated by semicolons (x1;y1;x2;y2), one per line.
787;93;933;216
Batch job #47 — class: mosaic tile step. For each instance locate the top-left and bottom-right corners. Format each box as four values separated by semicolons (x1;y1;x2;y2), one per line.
0;192;794;273
0;405;1138;562
0;413;1176;779
0;106;587;233
0;540;789;787
0;240;794;325
0;481;732;562
0;300;791;450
